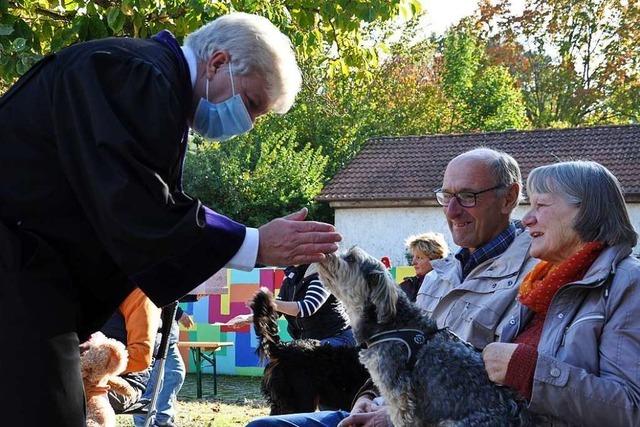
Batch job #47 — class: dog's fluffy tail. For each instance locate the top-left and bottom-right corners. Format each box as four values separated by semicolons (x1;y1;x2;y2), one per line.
251;288;281;362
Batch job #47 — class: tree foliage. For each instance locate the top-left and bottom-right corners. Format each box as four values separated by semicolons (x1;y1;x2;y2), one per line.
479;0;640;126
0;0;422;91
3;0;637;227
441;23;527;131
205;19;529;208
183;127;328;227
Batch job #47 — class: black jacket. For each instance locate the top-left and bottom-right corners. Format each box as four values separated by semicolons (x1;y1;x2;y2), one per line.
277;265;350;340
0;34;244;338
399;275;424;303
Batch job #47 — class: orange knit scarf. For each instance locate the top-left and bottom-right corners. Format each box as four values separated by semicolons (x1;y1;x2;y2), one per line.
518;241;605;314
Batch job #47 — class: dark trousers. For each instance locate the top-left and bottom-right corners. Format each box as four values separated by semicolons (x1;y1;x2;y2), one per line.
0;222;86;426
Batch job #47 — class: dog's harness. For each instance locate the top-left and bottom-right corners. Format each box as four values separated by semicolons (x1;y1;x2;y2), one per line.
361;329;426;368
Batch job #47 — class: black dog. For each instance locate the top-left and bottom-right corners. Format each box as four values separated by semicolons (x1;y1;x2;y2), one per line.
251;289;369;415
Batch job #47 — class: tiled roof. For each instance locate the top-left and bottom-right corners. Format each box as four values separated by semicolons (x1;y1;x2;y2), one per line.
317;124;640;203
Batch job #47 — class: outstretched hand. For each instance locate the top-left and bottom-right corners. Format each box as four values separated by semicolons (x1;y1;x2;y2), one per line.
224;313;253;329
257;208;342;266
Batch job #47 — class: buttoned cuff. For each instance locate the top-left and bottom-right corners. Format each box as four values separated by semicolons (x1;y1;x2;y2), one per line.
534;353;570;387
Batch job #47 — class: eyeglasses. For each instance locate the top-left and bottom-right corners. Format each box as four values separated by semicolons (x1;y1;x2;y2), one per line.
434;185;504;208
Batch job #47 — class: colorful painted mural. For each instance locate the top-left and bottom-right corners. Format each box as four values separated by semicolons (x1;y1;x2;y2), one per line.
177;265;416;376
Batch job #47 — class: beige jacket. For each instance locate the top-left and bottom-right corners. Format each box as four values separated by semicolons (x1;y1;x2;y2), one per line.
416;228;536;349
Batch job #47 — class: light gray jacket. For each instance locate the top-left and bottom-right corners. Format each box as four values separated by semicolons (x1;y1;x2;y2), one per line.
416;229;536;349
500;244;640;427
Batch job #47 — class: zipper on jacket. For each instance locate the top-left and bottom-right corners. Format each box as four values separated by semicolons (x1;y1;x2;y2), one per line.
543;275;609;348
560;314;605;346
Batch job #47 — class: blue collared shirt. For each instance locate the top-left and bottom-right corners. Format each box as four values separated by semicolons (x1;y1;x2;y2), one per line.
455;221;519;279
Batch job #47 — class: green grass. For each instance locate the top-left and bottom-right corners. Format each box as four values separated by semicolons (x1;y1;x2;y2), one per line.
116;374;270;427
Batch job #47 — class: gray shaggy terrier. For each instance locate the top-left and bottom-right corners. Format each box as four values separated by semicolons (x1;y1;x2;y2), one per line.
317;247;535;427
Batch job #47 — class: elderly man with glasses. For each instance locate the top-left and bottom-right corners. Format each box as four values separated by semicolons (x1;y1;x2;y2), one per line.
245;148;538;427
417;147;538;350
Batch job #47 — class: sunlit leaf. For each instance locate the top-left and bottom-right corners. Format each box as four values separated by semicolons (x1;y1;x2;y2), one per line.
11;37;26;52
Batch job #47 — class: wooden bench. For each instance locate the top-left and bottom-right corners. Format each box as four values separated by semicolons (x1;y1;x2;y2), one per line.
177;341;234;398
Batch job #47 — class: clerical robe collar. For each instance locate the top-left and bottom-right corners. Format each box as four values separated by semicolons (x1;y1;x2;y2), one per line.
180;45;197;89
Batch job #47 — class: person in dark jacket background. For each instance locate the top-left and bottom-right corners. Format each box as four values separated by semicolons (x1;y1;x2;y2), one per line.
399;232;449;302
227;264;355;347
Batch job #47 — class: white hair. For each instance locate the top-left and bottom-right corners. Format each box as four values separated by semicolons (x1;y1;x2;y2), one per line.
185;12;302;114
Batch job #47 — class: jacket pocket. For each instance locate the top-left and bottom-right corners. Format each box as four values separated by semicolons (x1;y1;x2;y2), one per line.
446;299;499;348
461;273;519;294
558;312;604;374
416;280;447;318
560;313;605;347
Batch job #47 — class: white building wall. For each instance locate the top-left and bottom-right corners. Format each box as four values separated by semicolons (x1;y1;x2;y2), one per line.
335;207;453;267
335;204;640;267
625;205;640;255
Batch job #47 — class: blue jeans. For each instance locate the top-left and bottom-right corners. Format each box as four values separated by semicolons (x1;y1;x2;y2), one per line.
246;410;350;427
320;328;356;347
133;340;185;426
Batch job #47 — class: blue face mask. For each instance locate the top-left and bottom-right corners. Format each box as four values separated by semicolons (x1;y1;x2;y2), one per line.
192;64;253;141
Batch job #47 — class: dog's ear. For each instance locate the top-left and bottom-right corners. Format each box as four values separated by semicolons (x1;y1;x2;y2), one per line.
367;270;398;324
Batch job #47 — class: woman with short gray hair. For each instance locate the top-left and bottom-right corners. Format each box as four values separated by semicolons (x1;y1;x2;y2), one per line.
482;160;640;426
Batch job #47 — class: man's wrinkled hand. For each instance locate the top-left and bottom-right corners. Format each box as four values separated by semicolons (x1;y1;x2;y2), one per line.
257;208;342;266
350;396;379;414
338;405;392;427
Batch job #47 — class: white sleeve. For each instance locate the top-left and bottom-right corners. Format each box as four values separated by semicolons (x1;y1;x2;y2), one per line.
224;227;259;271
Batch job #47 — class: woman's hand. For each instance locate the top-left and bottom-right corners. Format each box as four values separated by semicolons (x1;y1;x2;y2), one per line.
224;313;253;329
178;312;194;328
482;342;519;384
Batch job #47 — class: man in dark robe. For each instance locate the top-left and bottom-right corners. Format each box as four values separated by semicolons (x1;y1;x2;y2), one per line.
0;12;340;426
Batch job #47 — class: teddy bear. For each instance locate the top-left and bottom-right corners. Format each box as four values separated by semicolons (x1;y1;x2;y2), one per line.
80;333;138;427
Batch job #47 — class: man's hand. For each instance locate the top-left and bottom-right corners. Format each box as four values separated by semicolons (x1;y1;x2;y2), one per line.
350;396;379;414
338;405;391;427
482;342;519;384
178;312;194;329
257;208;342;266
